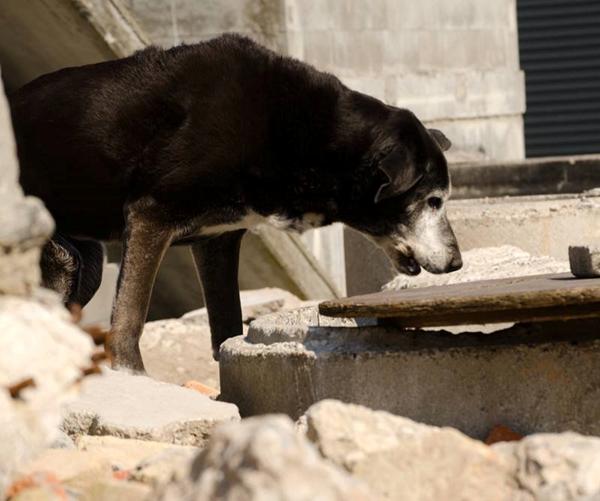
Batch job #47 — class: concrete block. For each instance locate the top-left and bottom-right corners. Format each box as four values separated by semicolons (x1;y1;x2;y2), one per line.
125;0;285;50
569;246;600;278
449;154;600;200
381;29;518;73
385;69;525;122
385;0;517;31
220;307;600;439
62;368;240;446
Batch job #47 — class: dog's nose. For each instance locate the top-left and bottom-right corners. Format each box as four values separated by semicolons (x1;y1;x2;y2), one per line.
446;254;463;273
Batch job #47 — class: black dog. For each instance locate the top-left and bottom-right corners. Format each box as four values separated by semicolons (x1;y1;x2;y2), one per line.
10;34;462;372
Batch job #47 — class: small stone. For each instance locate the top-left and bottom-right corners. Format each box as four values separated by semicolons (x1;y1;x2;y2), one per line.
569;245;600;278
61;369;239;447
183;380;219;398
87;479;152;501
484;424;524;445
161;415;372;501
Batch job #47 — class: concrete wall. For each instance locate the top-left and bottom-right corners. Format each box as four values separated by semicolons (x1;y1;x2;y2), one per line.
126;0;525;163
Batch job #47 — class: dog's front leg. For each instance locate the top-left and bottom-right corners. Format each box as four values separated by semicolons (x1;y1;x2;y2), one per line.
191;230;246;360
109;206;174;372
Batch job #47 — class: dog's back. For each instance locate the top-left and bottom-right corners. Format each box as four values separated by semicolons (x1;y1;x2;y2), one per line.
10;35;276;239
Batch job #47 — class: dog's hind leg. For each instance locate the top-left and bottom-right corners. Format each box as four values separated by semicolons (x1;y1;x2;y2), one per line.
108;204;174;372
191;229;246;360
41;234;103;307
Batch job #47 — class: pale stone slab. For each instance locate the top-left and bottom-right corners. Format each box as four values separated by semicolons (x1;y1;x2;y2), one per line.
62;369;239;446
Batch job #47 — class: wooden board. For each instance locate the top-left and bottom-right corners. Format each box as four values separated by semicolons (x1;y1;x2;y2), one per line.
319;273;600;326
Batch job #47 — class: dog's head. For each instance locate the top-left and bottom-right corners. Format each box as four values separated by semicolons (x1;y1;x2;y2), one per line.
342;110;462;276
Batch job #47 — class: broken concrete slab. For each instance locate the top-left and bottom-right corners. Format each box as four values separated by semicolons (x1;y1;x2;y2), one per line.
141;322;219;388
569;245;600;278
161;415;372;501
304;400;518;500
220;306;600;438
62;369;239;446
141;288;304;387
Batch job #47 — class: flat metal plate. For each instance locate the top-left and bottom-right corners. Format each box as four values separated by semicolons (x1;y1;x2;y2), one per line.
319;273;600;326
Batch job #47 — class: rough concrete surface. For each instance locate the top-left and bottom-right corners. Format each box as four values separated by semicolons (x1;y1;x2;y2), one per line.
385;245;568;290
220;307;600;438
569;245;600;278
62;369;239;446
304;400;517;500
161;415;372;501
141;322;219;388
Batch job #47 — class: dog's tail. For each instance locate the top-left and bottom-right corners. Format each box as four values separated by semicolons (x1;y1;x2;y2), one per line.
40;233;104;307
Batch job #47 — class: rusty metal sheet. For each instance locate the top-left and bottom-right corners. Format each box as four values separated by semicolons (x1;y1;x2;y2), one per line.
319;273;600;326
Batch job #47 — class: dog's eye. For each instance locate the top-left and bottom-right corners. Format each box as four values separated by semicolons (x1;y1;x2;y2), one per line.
427;197;443;210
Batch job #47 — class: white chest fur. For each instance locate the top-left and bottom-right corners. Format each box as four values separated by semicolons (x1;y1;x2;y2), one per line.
198;211;324;236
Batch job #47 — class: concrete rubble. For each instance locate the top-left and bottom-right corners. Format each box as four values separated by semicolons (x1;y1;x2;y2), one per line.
141;287;304;387
302;400;600;501
304;400;518;500
61;368;240;447
160;415;373;501
495;432;600;500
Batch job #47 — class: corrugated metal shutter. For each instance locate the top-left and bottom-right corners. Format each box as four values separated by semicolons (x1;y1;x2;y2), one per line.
517;0;600;157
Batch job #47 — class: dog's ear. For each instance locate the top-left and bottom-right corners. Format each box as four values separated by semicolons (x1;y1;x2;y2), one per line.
428;129;451;151
375;148;423;203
